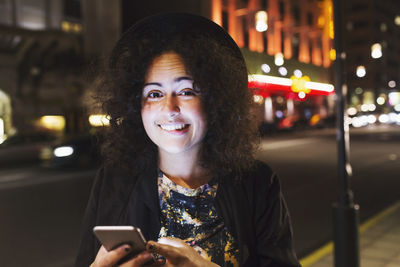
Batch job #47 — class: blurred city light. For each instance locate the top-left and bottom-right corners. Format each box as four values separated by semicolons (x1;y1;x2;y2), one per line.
351;116;367;128
388;92;400;106
61;21;83;33
253;95;264;104
261;63;271;73
355;87;363;94
356;66;366;77
274;53;284;66
54;146;74;157
89;114;110;127
293;69;303;78
395;15;400;26
345;116;352;126
39;116;65;131
278;66;288;76
347;107;357;116
389;112;399;123
395;104;400;112
0;118;4;144
275;110;283;118
368;103;376;111
367;114;377;124
255;11;268;32
360;104;375;112
298;91;306;99
248;74;334;94
388;80;396;88
377;96;385;105
305;81;334;92
371;43;382;59
329;48;336;60
379;114;389;123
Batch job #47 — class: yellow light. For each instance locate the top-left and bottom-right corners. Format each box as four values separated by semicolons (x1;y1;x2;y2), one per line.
318;16;325;28
274;53;284;66
89;114;110;127
249;75;334;93
328;4;334;39
39;116;66;131
395;15;400;26
291;76;311;94
329;49;336;60
61;21;71;32
73;23;82;33
255;11;268;32
371;43;382;59
0;118;4;144
253;95;264;104
310;114;321;126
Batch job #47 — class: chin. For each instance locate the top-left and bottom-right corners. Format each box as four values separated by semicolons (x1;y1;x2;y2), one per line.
159;146;187;154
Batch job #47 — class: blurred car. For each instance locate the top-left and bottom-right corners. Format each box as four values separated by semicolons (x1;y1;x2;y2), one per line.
41;132;102;169
0;131;58;167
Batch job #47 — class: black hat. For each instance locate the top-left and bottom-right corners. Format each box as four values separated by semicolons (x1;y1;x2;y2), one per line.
110;13;244;66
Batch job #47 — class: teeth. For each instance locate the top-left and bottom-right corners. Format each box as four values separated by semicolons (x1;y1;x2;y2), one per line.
159;124;187;131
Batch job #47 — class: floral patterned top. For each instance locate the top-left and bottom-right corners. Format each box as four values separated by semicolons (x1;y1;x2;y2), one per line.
157;171;239;267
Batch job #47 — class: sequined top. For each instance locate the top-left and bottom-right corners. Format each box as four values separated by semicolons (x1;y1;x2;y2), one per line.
157;171;239;267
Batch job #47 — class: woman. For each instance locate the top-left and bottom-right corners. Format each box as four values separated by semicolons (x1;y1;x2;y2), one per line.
76;13;300;267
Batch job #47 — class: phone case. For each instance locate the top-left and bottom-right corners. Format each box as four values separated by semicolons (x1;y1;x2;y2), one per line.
93;226;147;254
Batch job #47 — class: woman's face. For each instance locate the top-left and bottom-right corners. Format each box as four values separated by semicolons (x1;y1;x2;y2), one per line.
141;51;207;156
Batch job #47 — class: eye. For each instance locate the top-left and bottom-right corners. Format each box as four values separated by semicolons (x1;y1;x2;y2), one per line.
179;89;198;96
147;91;163;98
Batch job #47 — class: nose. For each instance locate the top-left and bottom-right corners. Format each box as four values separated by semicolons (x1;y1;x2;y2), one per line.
163;94;180;117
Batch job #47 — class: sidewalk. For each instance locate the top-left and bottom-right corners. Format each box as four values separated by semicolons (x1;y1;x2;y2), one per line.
300;201;400;267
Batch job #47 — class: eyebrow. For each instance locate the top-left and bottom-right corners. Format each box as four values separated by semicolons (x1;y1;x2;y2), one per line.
143;76;193;87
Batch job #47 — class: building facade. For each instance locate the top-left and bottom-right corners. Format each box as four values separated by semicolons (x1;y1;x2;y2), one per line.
343;0;400;117
0;0;85;139
210;0;336;130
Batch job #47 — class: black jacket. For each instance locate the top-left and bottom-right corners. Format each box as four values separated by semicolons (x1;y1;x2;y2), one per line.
75;161;301;267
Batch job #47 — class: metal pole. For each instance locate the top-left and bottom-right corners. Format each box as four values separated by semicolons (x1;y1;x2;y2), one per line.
332;0;360;266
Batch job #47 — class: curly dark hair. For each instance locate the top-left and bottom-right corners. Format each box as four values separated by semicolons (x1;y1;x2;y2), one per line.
95;14;259;179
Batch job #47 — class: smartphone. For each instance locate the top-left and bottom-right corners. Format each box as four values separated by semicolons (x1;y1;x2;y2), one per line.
93;226;154;264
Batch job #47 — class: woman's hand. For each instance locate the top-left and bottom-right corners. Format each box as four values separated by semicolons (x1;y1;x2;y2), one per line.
147;237;220;267
90;244;161;267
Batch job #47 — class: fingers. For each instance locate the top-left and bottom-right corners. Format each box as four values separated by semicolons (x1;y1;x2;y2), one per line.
93;245;157;267
157;237;186;248
147;240;182;261
92;245;132;267
119;252;156;267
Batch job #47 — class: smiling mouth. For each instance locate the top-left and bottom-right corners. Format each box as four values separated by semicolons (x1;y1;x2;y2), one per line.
158;123;190;131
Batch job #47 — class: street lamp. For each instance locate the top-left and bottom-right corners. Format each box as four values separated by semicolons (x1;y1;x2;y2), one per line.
332;0;360;266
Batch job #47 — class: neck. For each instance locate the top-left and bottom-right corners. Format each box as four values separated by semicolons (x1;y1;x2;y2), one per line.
158;148;211;189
